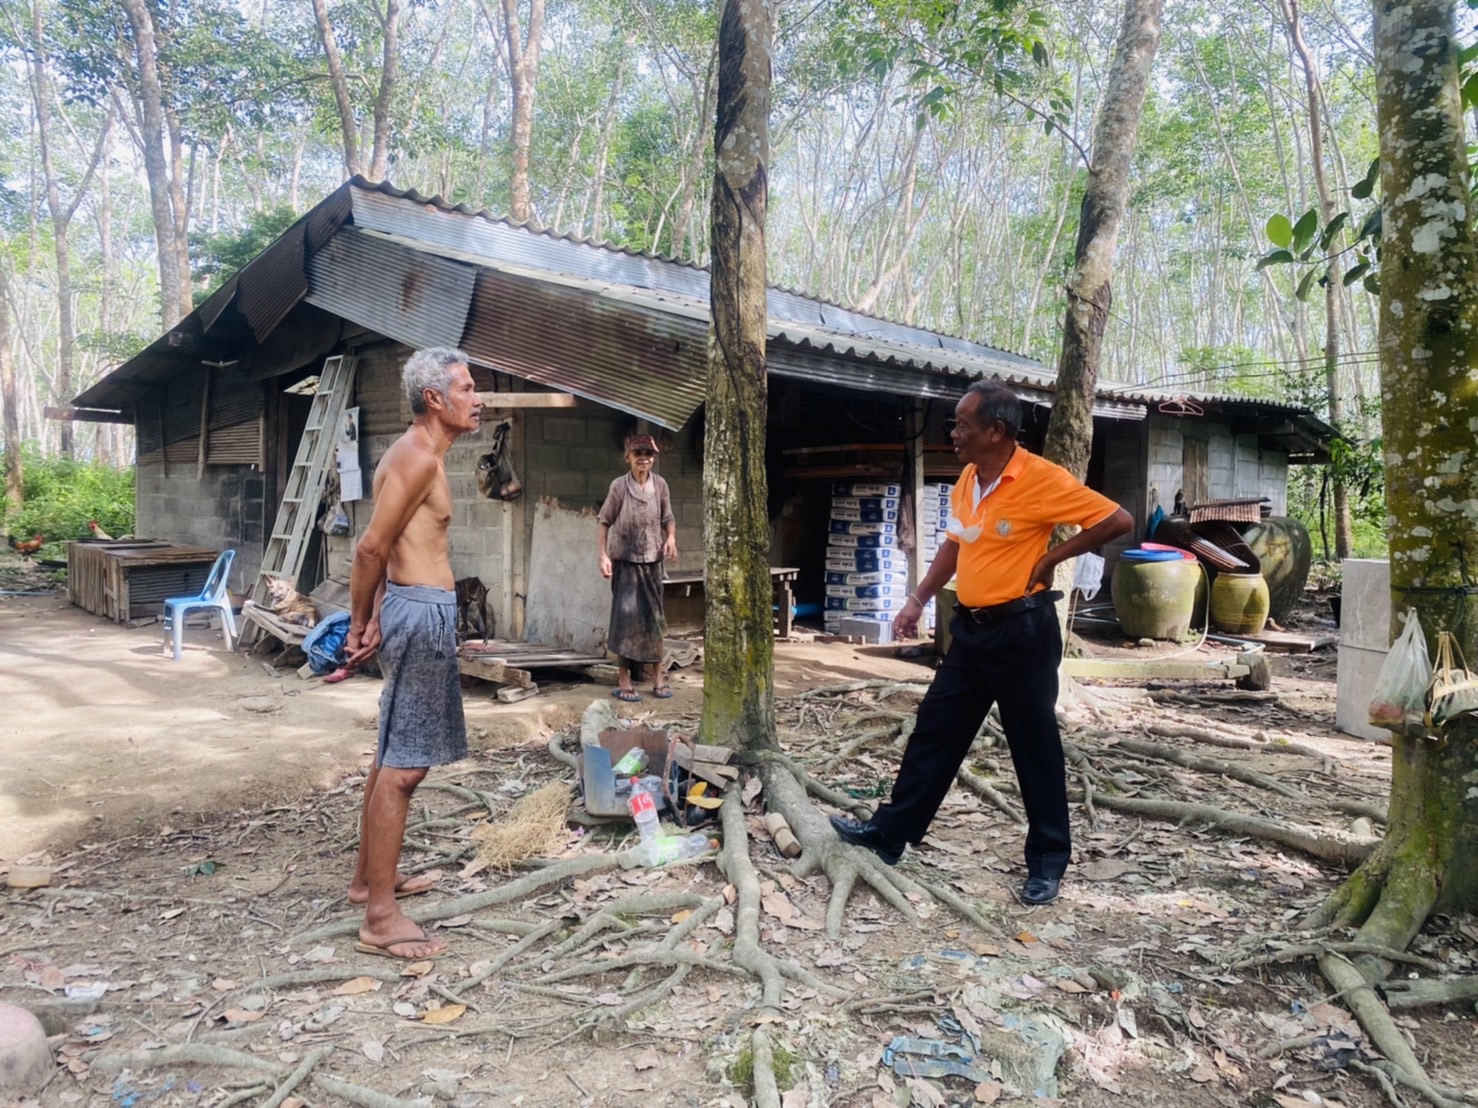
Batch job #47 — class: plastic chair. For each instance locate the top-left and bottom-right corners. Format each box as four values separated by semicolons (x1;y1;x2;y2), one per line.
163;549;237;660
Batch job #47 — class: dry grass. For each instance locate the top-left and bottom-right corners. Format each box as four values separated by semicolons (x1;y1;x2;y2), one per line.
471;783;574;868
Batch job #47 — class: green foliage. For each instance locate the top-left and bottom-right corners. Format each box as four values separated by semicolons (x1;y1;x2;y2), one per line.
4;446;134;548
191;204;300;300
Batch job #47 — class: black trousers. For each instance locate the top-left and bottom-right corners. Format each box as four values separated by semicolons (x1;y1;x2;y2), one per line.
869;603;1070;879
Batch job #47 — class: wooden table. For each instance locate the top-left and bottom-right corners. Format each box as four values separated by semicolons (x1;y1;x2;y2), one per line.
663;567;801;636
68;541;220;623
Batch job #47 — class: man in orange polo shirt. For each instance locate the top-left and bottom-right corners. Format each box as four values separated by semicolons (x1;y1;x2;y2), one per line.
831;380;1132;905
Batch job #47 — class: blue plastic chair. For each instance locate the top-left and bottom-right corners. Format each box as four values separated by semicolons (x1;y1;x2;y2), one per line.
163;549;237;660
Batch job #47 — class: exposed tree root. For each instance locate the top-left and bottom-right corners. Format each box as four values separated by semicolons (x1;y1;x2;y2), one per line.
314;1073;428;1108
956;766;1026;828
260;1045;333;1108
1227;941;1446;973
293;849;635;945
749;1026;783;1108
1382;976;1478;1009
94;1044;284;1074
1349;1059;1476;1108
735;747;872;817
1318;951;1426;1080
1083;736;1304;800
1076;792;1375;865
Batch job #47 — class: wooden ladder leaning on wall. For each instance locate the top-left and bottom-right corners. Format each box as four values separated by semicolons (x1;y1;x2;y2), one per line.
238;353;359;649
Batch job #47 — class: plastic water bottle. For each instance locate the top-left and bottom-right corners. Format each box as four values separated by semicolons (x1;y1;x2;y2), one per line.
612;748;649;777
647;833;718;865
632;774;666;810
629;787;661;864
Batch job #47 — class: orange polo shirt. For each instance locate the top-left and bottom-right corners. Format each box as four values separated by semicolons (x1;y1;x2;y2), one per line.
948;448;1119;608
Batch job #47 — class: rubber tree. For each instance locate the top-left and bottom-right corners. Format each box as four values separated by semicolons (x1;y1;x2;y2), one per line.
1306;0;1478;1081
1040;0;1163;481
1314;0;1478;933
700;0;774;753
1;260;21;514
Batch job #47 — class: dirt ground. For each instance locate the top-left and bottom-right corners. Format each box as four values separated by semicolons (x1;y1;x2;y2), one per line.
3;555;1477;1108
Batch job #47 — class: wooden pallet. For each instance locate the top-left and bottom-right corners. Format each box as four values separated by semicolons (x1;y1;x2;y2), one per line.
459;639;610;695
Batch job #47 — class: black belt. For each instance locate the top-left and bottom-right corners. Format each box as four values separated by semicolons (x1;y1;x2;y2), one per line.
961;590;1063;624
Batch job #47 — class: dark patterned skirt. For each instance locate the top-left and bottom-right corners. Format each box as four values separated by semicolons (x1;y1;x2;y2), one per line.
608;560;666;666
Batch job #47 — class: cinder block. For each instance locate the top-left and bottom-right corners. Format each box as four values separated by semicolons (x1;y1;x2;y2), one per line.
541;416;587;442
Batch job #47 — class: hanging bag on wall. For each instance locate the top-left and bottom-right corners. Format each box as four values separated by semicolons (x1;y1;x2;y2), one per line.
1426;630;1478;732
1368;608;1432;734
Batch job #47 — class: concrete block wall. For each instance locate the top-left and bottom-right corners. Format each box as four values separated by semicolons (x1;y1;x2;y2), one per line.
521;408;704;576
135;465;264;593
1145;418;1290;516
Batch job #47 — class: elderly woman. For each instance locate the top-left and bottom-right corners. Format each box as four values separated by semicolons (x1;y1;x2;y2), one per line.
597;433;677;701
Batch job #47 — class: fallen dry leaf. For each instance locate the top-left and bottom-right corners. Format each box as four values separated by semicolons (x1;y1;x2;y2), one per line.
333;977;382;996
221;1009;266;1024
1015;931;1038;944
362;1040;384;1063
974;1081;1004;1104
423;1004;466;1025
401;960;434;977
1055;979;1089;993
211;979;238;992
632;1047;661;1071
159;908;185;921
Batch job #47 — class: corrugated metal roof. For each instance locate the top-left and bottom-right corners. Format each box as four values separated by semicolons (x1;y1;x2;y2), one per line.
462;268;708;430
236;218;308;342
74;176;1331;451
305;227;479;354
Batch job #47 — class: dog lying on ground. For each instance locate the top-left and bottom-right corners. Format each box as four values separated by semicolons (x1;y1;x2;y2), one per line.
456;576;492;642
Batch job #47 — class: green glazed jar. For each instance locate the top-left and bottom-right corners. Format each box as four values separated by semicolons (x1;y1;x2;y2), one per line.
1111;558;1206;640
1209;572;1270;636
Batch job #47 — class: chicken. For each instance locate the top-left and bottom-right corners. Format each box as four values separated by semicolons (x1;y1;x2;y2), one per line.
8;534;45;560
88;520;114;541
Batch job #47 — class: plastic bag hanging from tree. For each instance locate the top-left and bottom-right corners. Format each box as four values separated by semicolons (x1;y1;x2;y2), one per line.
1426;630;1478;732
1368;608;1432;733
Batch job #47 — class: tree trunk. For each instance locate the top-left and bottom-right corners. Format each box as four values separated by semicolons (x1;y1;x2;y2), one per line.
0;262;21;514
368;0;403;182
501;0;545;223
701;0;773;753
671;49;717;261
1318;0;1478;942
120;0;186;329
1041;0;1163;481
1280;0;1355;559
310;0;361;178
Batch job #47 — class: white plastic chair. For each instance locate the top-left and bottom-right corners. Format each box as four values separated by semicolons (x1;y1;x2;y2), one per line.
163;549;237;660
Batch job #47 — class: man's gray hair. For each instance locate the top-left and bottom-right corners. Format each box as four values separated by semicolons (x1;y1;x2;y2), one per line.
403;347;470;415
964;378;1023;436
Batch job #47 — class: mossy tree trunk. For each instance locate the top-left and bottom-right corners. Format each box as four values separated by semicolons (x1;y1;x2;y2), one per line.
1040;0;1162;481
1316;0;1478;942
701;0;775;753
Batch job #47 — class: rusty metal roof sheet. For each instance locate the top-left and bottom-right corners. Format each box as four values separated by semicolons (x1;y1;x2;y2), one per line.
305;227;479;354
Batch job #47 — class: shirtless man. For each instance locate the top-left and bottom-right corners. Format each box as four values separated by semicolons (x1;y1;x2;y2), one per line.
344;347;482;959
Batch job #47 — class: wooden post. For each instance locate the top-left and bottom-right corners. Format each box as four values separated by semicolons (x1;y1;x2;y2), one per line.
907;398;927;601
196;367;211;478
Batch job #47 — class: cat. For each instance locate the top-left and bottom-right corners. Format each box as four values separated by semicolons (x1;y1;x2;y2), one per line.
264;576;318;628
455;576;492;643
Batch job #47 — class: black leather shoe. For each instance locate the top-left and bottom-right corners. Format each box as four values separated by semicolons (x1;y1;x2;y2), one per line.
829;815;905;866
1021;876;1061;905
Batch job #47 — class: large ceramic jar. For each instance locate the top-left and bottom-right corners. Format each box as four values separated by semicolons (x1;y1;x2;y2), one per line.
1241;517;1312;622
1210;572;1271;636
1112;555;1206;640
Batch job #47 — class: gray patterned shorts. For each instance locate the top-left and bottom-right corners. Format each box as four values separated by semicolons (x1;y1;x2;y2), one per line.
376;583;468;769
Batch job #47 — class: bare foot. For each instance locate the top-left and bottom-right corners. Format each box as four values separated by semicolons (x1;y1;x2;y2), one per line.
346;870;439;904
355;919;448;960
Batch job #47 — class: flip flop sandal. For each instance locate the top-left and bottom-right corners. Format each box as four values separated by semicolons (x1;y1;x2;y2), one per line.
354;934;448;960
611;688;642;702
652;687;673;698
